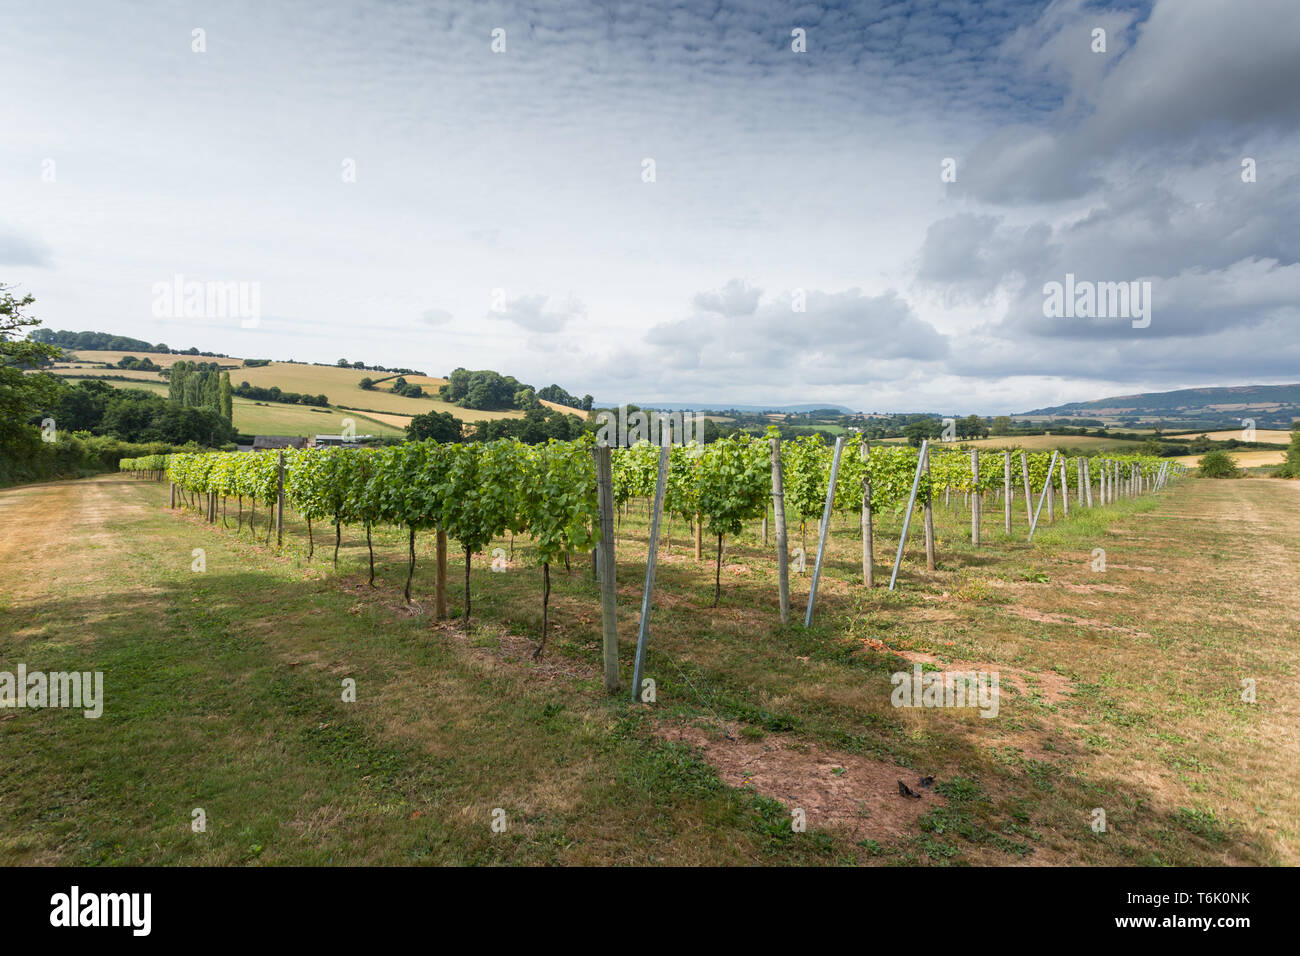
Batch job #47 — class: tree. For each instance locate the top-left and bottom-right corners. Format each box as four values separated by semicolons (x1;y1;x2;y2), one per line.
337;359;350;367
1273;421;1300;478
0;283;62;474
359;377;375;390
219;371;233;422
991;416;1013;436
903;420;938;447
406;410;462;443
956;414;987;439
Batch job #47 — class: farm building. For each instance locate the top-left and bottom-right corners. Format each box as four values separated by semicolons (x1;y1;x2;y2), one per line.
251;435;309;451
314;434;373;447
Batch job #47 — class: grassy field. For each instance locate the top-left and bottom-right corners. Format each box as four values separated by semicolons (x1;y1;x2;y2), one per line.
228;399;404;438
57;377;405;438
1;470;1296;866
46;353;587;434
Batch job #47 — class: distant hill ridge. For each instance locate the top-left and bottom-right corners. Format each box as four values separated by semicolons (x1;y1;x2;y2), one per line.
1023;383;1300;416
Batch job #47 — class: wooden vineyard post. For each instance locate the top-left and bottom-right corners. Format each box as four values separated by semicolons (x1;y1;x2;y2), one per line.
1059;456;1069;518
169;483;175;509
770;436;791;624
1047;467;1056;523
889;440;928;591
693;512;702;563
631;444;669;702
970;448;980;547
1028;451;1060;541
1020;451;1033;523
923;445;936;571
435;530;448;620
861;441;874;588
275;451;285;547
1076;457;1084;506
1084;459;1094;507
593;445;619;693
805;436;844;628
1003;451;1013;534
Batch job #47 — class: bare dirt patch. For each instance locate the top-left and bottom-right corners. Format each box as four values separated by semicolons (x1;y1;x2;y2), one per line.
1000;604;1150;638
657;723;943;841
886;648;1074;706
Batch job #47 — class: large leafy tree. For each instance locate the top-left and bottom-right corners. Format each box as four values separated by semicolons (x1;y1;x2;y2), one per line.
0;284;62;467
406;410;462;443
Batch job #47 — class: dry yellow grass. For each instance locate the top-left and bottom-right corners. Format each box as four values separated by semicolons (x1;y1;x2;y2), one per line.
347;409;414;428
958;434;1146;452
1171;429;1294;443
51;367;169;384
60;349;239;368
1174;449;1286;468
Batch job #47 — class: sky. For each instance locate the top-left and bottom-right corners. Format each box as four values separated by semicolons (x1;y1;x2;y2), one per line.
2;0;1298;414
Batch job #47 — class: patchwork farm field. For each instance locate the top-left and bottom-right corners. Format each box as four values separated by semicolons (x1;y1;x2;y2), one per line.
57;377;407;438
48;352;526;425
1;471;1295;866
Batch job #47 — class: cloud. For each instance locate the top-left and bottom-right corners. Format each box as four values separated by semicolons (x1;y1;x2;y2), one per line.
620;283;948;396
963;0;1300;204
692;278;761;317
494;294;585;333
0;227;52;267
916;214;1055;303
420;308;453;326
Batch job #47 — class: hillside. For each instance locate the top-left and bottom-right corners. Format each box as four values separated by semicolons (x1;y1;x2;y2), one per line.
1023;383;1300;426
49;349;580;436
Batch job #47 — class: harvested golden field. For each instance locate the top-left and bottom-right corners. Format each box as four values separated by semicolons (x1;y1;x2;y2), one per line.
958;434;1147;452
1174;450;1286;468
49;364;172;383
60;349;240;368
1169;429;1294;443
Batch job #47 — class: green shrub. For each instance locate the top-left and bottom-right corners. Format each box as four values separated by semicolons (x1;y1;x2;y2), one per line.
1197;450;1242;479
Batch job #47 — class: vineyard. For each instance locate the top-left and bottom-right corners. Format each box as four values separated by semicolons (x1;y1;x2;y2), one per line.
8;429;1291;868
120;433;1184;677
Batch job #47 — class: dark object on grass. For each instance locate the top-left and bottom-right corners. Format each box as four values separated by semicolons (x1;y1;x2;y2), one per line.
898;780;922;799
919;775;935;789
